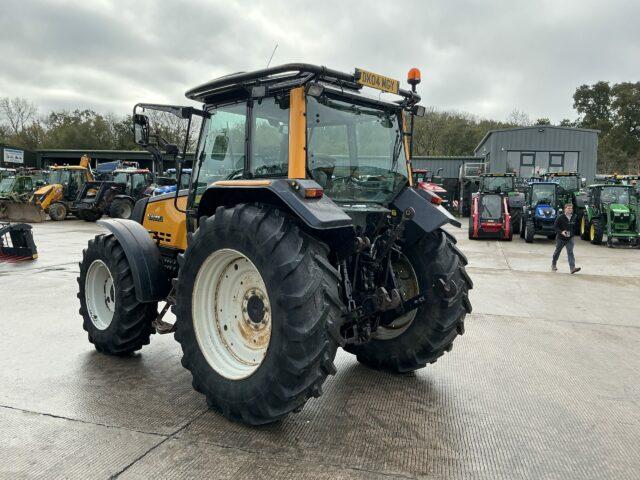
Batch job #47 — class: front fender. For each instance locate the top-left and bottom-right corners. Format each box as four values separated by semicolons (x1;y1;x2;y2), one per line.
97;219;169;302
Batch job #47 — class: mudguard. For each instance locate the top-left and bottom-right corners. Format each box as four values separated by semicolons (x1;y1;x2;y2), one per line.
392;187;461;244
97;219;170;303
197;179;353;230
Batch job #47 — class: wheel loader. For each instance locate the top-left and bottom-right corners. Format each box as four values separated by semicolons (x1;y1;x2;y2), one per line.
31;155;94;221
0;174;46;222
77;64;473;425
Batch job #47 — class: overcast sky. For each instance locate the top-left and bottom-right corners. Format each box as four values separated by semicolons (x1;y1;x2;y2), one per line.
0;0;638;123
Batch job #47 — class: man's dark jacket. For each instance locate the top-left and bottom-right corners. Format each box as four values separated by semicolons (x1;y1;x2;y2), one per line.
554;214;575;240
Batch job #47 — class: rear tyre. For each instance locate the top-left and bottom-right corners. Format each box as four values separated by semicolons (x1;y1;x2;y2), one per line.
77;234;157;355
590;218;603;245
49;202;67;221
344;229;472;373
109;198;135;219
525;220;535;243
579;216;590;241
467;215;474;240
511;212;521;234
174;204;341;425
519;216;526;239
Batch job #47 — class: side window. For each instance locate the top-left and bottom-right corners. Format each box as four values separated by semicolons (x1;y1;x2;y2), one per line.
251;96;289;176
197;103;247;186
132;174;147;193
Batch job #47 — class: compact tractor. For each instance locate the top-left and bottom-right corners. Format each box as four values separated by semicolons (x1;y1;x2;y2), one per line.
542;172;586;233
468;173;523;240
580;183;638;246
30;155;94;221
519;181;561;243
77;64;472;425
74;168;154;221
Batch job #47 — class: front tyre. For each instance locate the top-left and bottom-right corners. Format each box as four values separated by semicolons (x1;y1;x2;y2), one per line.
109;198;135;219
77;234;157;355
174;204;341;425
49;202;67;221
525;220;535;243
345;230;472;373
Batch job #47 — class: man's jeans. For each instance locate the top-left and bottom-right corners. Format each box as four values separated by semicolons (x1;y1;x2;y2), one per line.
552;237;575;269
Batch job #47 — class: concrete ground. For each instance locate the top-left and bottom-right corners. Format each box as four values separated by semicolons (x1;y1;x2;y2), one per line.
1;219;639;479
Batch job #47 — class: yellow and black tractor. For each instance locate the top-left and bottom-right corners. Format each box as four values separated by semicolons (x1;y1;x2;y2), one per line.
77;64;473;425
32;155;94;220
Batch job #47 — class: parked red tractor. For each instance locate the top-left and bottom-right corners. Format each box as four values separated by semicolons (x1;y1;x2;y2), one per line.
468;173;516;241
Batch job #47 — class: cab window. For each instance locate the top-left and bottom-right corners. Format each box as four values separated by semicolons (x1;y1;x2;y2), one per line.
250;96;289;177
195;102;247;189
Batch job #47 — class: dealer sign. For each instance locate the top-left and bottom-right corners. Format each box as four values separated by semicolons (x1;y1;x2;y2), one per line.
3;148;24;164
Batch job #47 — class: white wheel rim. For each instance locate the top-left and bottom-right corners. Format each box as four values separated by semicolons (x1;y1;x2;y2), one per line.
85;259;115;330
119;202;132;218
192;248;271;380
374;253;419;341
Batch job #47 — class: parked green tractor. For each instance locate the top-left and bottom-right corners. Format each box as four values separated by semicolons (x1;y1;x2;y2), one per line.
542;172;586;234
580;184;639;246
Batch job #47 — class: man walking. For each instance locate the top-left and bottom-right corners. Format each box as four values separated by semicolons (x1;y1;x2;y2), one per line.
552;203;581;273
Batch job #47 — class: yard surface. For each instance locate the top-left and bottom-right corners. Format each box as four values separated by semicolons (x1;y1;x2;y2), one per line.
1;220;638;479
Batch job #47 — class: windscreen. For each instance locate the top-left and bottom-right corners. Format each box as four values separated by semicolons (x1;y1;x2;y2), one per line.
0;177;15;193
602;186;633;205
552;176;580;191
532;185;556;205
482;176;514;193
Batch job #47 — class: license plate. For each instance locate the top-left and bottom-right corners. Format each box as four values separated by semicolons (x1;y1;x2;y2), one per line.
355;68;399;94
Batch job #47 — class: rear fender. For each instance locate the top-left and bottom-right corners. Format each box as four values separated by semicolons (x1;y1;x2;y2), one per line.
97;219;169;302
392;187;461;245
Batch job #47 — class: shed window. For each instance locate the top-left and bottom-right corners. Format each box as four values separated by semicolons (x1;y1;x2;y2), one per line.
521;153;535;166
564;152;578;172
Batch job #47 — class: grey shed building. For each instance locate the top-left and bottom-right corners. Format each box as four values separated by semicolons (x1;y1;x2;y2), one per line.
474;126;599;182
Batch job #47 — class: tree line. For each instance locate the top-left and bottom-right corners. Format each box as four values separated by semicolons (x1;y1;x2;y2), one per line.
1;81;638;173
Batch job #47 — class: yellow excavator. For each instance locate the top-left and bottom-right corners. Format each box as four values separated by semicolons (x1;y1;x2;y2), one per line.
4;155;94;222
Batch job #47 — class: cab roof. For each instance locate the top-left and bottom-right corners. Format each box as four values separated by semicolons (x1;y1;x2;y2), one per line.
185;63;420;106
50;165;88;170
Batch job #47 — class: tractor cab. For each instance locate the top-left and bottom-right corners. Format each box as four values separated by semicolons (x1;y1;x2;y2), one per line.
111;169;153;197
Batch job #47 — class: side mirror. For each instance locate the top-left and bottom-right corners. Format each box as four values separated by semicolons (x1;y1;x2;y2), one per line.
133;114;150;146
412;105;426;117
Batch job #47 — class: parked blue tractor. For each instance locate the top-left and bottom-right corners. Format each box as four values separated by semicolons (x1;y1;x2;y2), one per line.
519;182;562;243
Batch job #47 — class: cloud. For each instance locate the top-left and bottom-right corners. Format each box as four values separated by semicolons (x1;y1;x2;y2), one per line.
0;0;638;123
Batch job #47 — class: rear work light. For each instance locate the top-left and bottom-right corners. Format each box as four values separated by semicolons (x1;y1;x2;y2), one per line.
289;180;324;199
304;188;323;199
